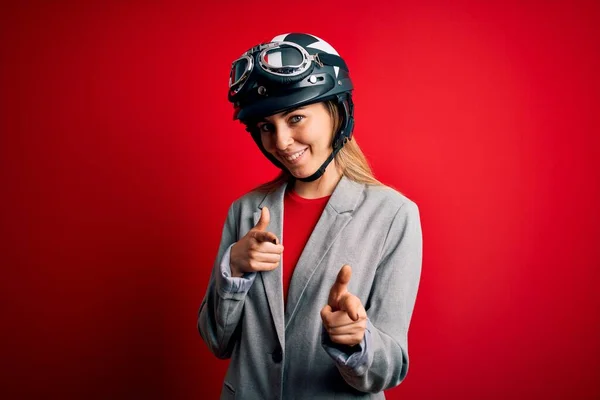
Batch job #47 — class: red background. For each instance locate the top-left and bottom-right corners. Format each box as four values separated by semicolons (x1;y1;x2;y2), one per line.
1;1;599;399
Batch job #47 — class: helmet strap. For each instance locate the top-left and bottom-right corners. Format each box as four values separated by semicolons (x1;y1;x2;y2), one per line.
295;145;340;182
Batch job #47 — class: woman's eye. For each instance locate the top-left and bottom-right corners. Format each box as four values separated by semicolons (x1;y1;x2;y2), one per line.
259;123;273;133
290;115;304;124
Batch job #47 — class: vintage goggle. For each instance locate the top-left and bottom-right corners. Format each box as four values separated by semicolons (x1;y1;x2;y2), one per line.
228;41;324;96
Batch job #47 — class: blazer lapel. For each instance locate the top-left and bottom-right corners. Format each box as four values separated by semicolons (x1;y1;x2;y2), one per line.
284;176;365;327
254;181;288;349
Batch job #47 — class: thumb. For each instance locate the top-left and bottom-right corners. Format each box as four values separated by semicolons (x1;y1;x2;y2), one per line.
334;264;352;291
328;265;352;309
254;206;270;231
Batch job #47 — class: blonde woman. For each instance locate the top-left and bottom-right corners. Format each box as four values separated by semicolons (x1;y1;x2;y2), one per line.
198;33;423;399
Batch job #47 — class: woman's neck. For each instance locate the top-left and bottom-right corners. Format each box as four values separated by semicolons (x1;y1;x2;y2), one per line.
292;161;343;199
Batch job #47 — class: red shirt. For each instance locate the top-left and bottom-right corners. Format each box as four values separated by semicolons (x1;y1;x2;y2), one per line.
282;187;331;306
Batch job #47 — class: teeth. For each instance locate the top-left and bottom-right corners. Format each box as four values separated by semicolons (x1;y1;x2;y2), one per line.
285;149;306;161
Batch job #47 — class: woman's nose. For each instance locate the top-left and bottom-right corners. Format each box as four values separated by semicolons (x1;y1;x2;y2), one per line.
274;125;294;151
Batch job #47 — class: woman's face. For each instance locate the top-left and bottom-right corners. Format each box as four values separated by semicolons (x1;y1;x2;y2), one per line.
257;102;333;179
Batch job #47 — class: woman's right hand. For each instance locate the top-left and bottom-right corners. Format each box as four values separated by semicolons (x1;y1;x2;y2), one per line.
230;206;284;277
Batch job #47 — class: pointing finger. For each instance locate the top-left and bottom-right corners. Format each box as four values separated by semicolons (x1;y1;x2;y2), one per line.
339;293;365;322
252;230;279;245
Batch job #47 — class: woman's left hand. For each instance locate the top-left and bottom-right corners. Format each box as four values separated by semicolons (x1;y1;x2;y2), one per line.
320;265;367;346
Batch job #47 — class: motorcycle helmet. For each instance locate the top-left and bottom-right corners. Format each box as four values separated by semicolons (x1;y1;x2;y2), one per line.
228;33;355;182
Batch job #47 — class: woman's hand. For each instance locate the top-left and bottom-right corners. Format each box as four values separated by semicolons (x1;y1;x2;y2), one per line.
320;265;367;346
230;206;284;277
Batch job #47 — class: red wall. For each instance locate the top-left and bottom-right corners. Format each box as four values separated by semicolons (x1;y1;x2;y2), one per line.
1;1;599;399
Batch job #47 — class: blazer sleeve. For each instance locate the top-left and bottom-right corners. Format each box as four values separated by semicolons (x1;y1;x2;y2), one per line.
197;201;257;359
333;200;423;393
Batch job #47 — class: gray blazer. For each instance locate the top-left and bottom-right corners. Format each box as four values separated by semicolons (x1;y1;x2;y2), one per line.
198;176;423;399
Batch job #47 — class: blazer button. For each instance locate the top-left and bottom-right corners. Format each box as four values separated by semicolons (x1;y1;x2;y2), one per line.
271;347;283;363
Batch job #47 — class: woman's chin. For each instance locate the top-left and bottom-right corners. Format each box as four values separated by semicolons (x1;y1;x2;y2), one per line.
288;164;314;179
289;169;309;179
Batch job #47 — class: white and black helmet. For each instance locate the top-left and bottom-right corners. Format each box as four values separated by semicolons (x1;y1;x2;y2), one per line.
228;33;355;182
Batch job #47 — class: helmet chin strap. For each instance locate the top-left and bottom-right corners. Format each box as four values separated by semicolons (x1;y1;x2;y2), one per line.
295;143;344;182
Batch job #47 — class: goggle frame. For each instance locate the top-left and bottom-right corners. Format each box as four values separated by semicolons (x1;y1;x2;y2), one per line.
228;41;323;96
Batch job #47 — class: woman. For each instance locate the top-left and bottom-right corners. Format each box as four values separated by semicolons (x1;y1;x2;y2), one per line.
198;33;423;399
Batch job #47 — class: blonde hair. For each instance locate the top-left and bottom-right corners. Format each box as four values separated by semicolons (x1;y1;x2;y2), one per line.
252;99;382;193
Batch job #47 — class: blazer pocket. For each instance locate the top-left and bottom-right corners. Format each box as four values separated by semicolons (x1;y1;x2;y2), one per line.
221;381;235;400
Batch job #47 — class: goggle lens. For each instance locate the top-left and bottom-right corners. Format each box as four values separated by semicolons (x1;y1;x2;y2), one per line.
230;57;250;87
263;46;304;70
229;41;315;98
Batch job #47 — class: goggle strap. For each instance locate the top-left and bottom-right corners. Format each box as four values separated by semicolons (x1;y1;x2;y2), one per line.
317;53;350;72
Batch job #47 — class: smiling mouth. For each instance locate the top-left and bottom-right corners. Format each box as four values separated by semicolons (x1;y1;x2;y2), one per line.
282;148;307;163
